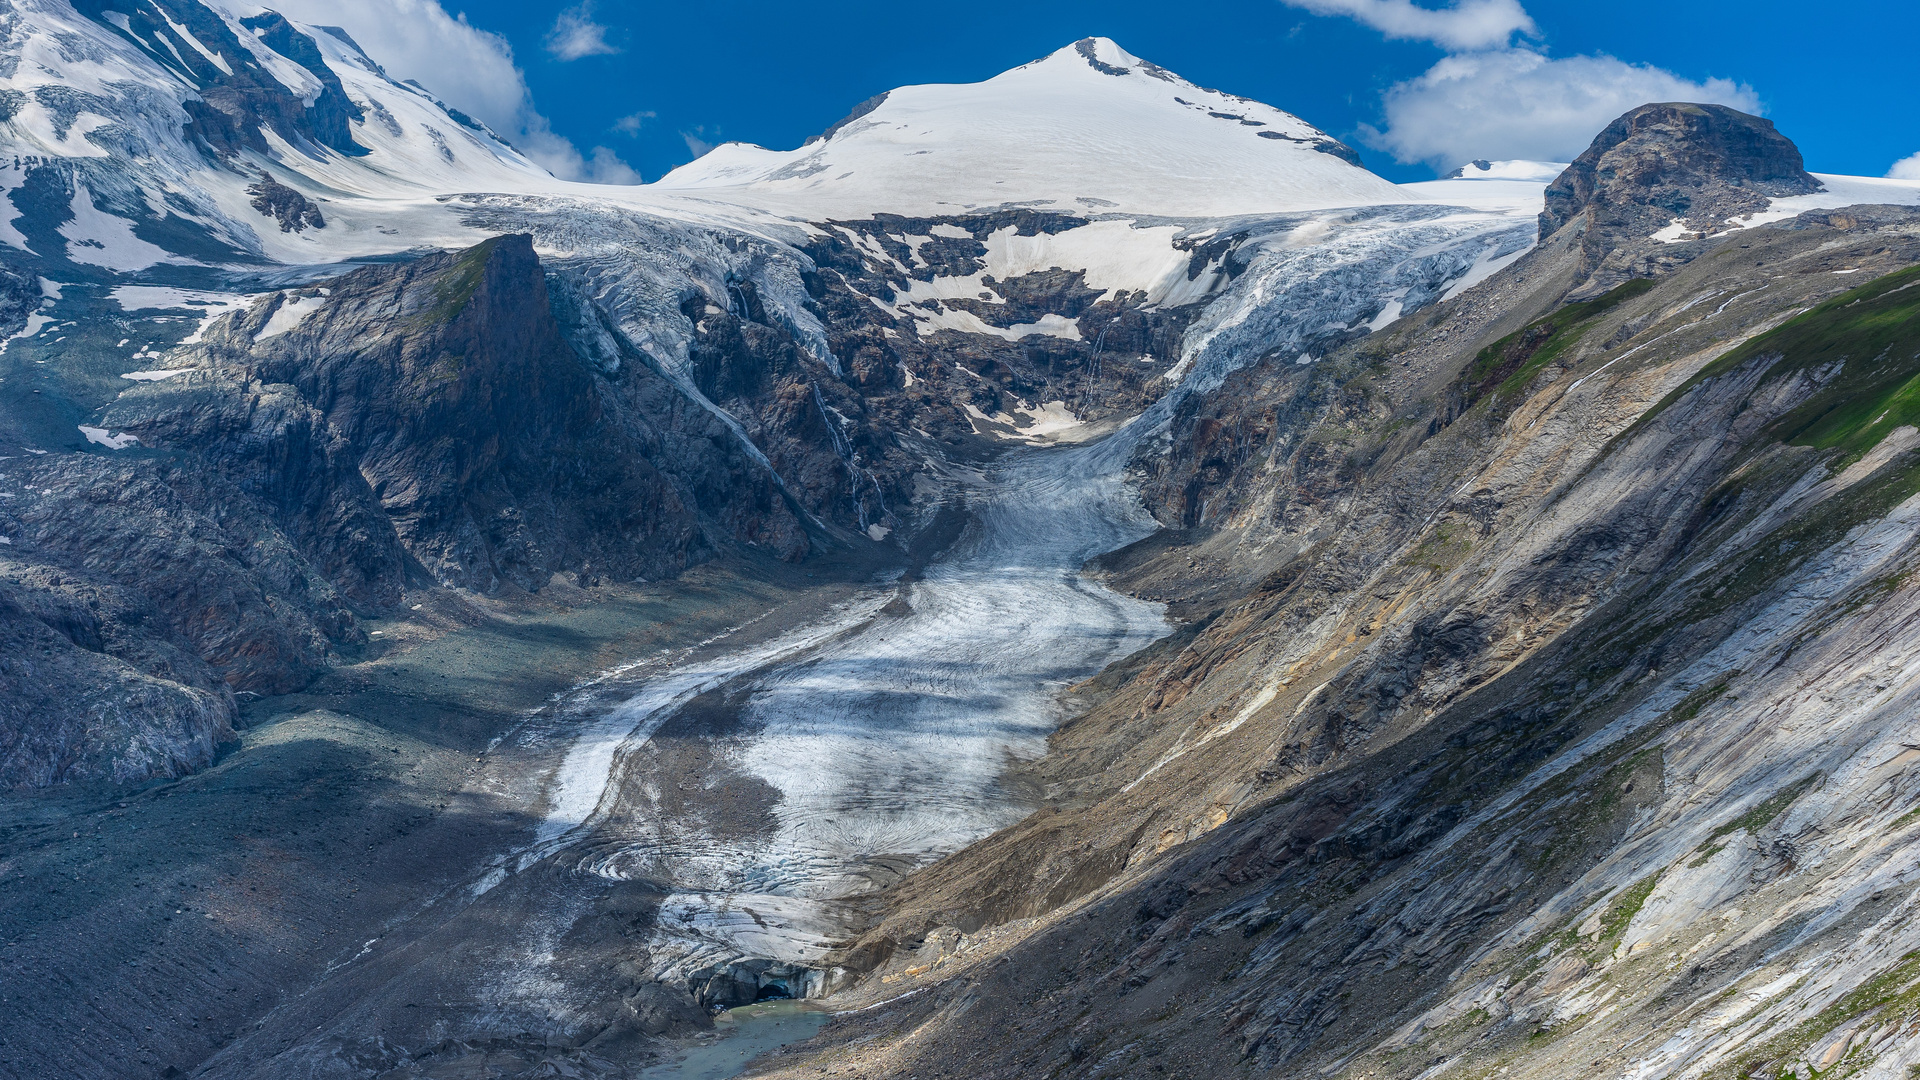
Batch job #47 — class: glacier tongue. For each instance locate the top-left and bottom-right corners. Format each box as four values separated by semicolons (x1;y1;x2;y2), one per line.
540;426;1171;982
508;204;1538;985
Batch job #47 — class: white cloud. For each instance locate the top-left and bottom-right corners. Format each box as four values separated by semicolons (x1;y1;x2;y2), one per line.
511;126;644;183
1890;153;1920;181
1280;0;1534;51
612;111;656;136
1292;0;1764;175
682;131;715;159
582;146;643;184
546;5;619;61
1361;49;1761;170
264;0;639;184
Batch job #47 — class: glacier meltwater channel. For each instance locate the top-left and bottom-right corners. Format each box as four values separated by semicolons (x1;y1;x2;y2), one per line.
532;431;1169;987
500;200;1537;998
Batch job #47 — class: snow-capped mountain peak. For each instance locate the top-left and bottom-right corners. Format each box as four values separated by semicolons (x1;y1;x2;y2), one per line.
653;37;1410;219
0;0;559;268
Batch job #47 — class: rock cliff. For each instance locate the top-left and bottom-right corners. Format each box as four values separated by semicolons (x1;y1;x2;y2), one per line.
0;234;817;785
1539;102;1821;296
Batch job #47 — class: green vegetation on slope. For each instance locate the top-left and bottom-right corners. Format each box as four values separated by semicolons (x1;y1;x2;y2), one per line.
1594;870;1660;949
418;233;506;326
1464;278;1655;404
1705;951;1920;1080
1641;264;1920;463
1680;451;1920;628
1690;772;1821;866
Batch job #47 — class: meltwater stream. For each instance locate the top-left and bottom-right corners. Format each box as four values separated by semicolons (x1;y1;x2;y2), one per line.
533;430;1169;989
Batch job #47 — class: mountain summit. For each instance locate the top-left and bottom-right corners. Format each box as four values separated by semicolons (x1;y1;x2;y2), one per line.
654;37;1404;218
1539;102;1823;294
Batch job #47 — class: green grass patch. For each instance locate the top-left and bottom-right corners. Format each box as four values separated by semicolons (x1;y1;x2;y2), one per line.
1520;679;1728;817
1687;842;1727;869
1463;278;1655;404
1682;455;1920;629
1409;522;1473;572
1595;870;1660;948
1635;265;1920;460
1668;679;1734;726
1698;772;1821;851
1504;682;1735;926
417;234;505;326
1526;744;1665;886
1700;265;1920;386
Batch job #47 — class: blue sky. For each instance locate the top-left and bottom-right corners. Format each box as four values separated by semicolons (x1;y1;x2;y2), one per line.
285;0;1920;185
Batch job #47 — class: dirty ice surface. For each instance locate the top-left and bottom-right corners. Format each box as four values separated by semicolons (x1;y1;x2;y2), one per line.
541;434;1169;978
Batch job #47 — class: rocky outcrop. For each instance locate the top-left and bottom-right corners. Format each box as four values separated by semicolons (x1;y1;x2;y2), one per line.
134;235;723;592
246;172;325;232
0;258;37;338
1539;102;1820;296
795;211;1197;442
0;561;234;787
0;234;829;787
71;0;369;158
237;11;369;156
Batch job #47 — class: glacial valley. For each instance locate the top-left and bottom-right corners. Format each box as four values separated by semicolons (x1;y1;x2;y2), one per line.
5;6;1920;1080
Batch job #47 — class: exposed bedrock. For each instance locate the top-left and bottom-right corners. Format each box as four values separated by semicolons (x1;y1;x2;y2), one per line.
792;210;1198;436
0;234;831;786
70;0;369;159
1539;102;1821;297
245;172;326;232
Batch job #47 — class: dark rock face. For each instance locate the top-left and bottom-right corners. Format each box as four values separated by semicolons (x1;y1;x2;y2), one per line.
0;447;364;784
72;0;369;159
237;12;368;156
814;92;890;142
0;234;822;787
0;425;386;769
0;258;37;338
676;277;911;537
1539;102;1820;295
795;211;1199;441
0;554;235;786
123;234;748;593
1254;128;1364;166
246;172;326;231
1074;37;1132;77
